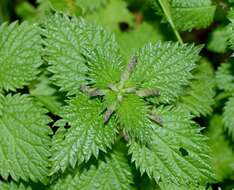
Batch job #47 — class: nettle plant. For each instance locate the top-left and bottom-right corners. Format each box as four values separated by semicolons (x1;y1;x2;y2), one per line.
0;12;216;189
4;0;233;187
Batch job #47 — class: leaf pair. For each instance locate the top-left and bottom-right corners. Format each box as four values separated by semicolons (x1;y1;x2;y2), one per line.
0;22;52;184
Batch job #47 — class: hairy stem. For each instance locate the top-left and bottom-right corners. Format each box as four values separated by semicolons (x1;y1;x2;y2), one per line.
136;89;160;97
79;84;105;97
119;56;138;89
103;102;117;124
148;111;163;126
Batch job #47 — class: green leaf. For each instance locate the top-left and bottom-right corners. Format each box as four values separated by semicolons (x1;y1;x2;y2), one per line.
16;0;52;23
44;14;124;94
169;0;216;31
177;59;215;116
216;63;234;92
157;182;210;190
154;0;216;32
116;94;152;143
15;2;37;22
206;115;234;181
49;0;81;16
207;26;229;53
76;0;108;13
80;26;124;90
116;22;164;59
43;14;88;94
223;96;234;140
228;10;234;50
128;106;214;185
29;73;61;114
0;94;52;183
131;42;201;103
86;0;134;31
50;150;133;190
49;167;81;190
0;181;31;190
50;93;117;174
0;22;42;91
74;151;134;190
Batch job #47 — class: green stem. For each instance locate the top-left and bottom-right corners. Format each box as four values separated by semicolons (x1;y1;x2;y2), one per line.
119;56;138;89
158;0;183;44
103;102;117;123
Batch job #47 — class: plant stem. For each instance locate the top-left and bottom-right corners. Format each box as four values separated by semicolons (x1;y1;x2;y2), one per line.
158;0;183;44
119;56;138;89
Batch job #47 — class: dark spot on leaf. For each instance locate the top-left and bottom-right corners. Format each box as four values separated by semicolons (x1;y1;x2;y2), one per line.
119;22;130;32
64;122;71;129
179;147;189;157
